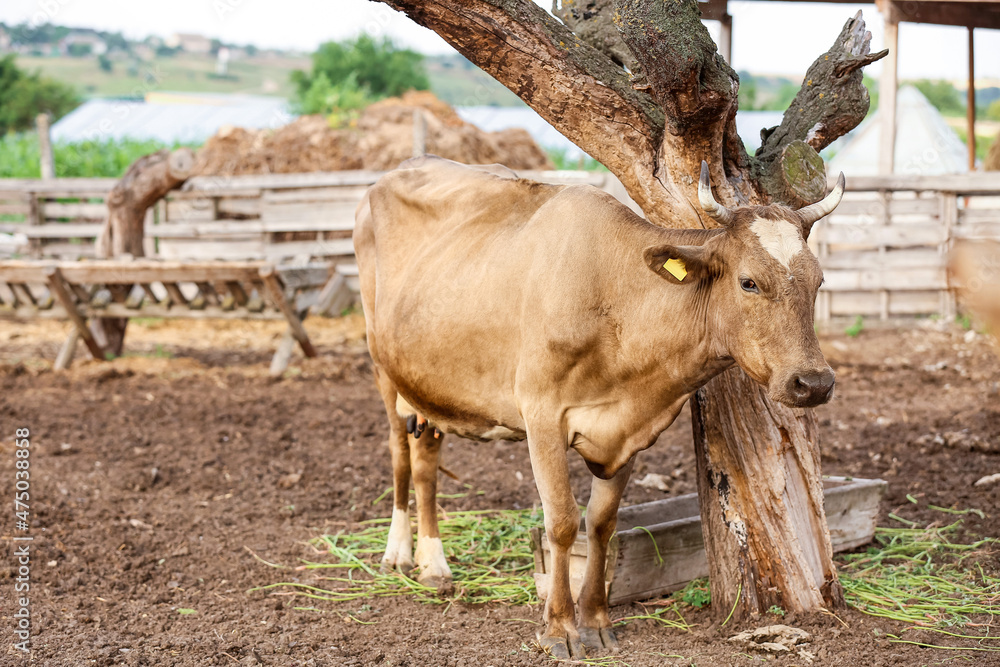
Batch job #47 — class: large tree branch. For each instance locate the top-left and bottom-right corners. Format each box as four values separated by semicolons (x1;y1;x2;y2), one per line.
375;0;695;220
755;12;887;206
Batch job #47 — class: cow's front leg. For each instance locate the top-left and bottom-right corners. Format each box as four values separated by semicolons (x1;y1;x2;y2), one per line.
411;430;452;588
527;428;584;659
578;458;633;651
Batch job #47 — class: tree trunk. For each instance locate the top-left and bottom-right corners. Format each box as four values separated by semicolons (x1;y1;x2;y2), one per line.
92;148;195;357
377;0;886;621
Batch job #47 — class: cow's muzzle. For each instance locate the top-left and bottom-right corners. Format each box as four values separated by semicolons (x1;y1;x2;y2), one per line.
781;367;836;407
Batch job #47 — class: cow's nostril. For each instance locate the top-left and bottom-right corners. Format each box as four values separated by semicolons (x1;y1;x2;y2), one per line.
787;370;835;405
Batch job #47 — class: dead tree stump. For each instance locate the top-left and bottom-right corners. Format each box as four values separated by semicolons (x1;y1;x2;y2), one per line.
91;148;195;357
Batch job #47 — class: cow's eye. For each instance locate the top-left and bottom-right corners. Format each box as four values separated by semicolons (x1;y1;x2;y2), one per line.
740;278;758;293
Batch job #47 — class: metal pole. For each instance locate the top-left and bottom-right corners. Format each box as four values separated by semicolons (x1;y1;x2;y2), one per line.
967;26;976;172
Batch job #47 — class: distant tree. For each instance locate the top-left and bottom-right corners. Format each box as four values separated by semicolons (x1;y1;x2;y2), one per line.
291;35;429;104
7;22;70;46
102;31;129;52
67;42;93;57
98;54;113;73
293;72;376;128
986;99;1000;122
737;70;758;110
911;79;964;115
0;55;79;135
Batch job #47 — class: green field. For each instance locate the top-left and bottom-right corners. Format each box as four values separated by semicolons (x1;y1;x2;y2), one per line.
16;53;310;99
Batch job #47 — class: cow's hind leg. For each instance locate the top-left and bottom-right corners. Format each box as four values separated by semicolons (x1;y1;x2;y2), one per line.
578;458;633;651
374;367;414;574
411;427;452;588
527;423;585;659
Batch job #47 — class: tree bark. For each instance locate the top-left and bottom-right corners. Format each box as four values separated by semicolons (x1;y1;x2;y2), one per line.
377;0;886;621
92;148;195;357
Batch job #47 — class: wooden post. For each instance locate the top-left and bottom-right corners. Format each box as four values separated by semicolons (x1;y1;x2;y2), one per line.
36;113;55;181
54;329;80;370
691;378;842;621
45;267;105;360
95;147;195;356
258;266;317;359
718;13;732;64
879;19;899;175
967;27;976;171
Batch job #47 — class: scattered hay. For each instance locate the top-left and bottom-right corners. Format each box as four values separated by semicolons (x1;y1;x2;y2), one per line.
251;508;544;606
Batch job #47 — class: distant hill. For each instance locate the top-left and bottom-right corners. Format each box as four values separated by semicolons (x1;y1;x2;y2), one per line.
14;53;307;99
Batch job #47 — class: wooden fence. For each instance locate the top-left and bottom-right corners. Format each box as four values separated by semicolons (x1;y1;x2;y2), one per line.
2;170;999;320
810;173;1000;321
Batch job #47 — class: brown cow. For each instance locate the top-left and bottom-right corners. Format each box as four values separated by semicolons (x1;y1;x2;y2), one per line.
354;156;844;658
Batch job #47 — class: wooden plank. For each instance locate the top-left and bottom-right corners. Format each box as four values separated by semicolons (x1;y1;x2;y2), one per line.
0;260;265;285
148;219;355;237
828;291;942;317
53;328;79;370
42;202;107;219
532;477;886;605
260;200;362;223
953;222;1000;239
196;281;220;306
44;266;104;360
157;239;266;261
265;238;355;261
260;185;371;204
216;197;261;218
269;330;297;377
833;197;940;218
38;243;98;259
163;282;188;307
0;178;117;193
844;172;1000;194
10;283;37;306
183;171;384;192
0;260;268;284
0;203;30;215
0;223;103;237
259;266;317;358
819;249;945;270
822;267;947;291
275;265;330;290
0;302;286;321
165;198;216;222
813;224;948;247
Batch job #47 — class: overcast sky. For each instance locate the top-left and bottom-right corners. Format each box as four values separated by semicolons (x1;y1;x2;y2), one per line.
3;0;998;81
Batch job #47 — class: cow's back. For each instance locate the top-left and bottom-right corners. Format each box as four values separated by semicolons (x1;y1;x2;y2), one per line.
355;157;581;436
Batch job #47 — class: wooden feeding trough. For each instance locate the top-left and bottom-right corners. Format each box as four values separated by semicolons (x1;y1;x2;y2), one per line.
531;476;886;605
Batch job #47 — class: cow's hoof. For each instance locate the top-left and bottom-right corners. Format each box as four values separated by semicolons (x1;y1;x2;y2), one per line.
538;634;585;660
380;558;414;576
580;626;619;651
417;572;452;591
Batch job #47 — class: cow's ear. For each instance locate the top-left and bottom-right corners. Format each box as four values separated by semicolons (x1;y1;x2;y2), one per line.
643;244;716;285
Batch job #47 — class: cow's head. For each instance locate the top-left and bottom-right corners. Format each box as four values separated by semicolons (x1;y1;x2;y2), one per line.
646;162;844;408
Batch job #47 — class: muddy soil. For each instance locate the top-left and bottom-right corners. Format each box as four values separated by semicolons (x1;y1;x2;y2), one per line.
1;317;998;666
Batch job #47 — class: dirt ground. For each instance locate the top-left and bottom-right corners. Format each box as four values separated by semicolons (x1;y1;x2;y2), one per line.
1;316;998;666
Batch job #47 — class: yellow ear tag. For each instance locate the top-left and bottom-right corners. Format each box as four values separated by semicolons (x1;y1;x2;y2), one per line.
663;258;688;281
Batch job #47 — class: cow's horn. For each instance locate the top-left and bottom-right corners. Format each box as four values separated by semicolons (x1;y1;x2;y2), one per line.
698;161;734;227
797;172;846;225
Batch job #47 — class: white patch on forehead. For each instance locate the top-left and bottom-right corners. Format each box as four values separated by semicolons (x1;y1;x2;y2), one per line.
749;217;805;270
